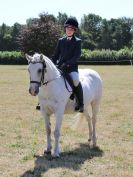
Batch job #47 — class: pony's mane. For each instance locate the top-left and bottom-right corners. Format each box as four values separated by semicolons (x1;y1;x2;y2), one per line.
32;53;52;65
32;53;60;77
44;55;60;77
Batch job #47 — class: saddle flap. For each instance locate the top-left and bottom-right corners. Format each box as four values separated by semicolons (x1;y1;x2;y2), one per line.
62;72;75;100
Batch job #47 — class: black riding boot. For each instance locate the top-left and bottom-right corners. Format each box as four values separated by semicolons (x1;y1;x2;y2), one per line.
74;82;84;113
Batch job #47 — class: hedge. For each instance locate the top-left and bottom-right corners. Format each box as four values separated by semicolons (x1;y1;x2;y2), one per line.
80;48;133;65
0;49;133;65
0;51;27;65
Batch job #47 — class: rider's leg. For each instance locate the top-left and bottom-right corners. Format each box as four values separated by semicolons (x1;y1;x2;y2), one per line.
69;72;84;112
74;82;84;112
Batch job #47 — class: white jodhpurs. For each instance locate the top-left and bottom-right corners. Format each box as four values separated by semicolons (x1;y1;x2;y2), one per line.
69;72;80;87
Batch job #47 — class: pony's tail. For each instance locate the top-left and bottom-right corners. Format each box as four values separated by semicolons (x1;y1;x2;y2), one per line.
71;113;88;131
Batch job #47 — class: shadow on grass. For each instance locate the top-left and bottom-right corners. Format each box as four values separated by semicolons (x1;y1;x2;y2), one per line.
20;143;104;177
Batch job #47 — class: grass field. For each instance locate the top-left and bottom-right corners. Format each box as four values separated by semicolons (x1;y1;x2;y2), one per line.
0;65;133;177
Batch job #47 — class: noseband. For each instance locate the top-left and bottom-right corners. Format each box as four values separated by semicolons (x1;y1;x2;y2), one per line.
29;61;46;86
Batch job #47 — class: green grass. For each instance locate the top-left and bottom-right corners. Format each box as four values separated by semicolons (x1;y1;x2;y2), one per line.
0;65;133;177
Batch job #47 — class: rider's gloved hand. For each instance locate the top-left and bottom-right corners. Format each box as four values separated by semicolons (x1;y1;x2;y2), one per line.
56;64;59;68
59;63;66;70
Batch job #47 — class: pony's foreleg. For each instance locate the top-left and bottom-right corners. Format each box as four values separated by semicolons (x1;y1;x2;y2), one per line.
44;115;52;154
91;100;100;147
54;107;65;158
40;106;52;154
84;110;92;145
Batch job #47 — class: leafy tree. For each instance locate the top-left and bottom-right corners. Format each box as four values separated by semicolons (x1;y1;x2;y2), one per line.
111;18;132;50
0;23;7;50
80;14;102;50
18;13;62;57
0;23;6;36
98;19;113;49
11;23;21;50
0;23;12;50
1;12;133;52
57;12;68;26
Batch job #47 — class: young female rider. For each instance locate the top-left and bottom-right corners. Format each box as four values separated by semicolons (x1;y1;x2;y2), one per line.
52;17;84;112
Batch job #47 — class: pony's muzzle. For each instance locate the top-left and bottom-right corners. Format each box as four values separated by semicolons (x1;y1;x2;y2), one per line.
29;85;39;96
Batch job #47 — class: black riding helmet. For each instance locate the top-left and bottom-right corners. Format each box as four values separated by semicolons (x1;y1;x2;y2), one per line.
64;17;79;29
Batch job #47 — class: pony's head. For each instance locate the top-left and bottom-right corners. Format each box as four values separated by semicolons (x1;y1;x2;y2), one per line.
26;53;47;96
26;53;60;96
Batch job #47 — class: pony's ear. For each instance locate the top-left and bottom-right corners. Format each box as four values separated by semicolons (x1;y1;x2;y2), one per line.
25;54;32;62
40;54;44;61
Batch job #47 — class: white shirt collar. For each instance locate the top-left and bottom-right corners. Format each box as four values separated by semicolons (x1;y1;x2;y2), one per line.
67;36;72;40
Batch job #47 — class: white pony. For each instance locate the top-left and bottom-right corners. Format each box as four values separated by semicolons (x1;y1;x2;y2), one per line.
26;53;102;158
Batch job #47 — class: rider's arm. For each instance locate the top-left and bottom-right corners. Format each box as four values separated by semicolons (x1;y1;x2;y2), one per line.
51;40;61;64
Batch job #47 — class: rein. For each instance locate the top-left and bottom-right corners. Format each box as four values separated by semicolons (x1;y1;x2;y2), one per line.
42;75;61;85
57;69;73;93
29;60;72;93
62;75;72;93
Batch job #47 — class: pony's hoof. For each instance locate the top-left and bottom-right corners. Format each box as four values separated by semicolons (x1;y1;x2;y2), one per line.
53;152;60;159
88;139;91;146
53;155;60;159
44;150;51;155
75;105;79;111
93;145;97;148
92;143;97;148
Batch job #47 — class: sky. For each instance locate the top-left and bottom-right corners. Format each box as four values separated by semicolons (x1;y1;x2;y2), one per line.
0;0;133;26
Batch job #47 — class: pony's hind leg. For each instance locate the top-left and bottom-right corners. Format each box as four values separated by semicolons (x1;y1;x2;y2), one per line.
84;110;92;145
91;100;100;147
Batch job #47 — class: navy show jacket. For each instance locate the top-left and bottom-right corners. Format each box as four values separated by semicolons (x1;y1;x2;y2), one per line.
52;35;81;72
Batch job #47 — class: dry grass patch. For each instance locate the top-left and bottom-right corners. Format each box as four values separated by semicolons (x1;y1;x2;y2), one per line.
0;65;133;177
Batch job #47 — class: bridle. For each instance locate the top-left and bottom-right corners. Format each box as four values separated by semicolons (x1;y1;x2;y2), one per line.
29;61;61;86
29;61;47;86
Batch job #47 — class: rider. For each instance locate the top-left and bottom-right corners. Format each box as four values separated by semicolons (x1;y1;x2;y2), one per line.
52;17;84;112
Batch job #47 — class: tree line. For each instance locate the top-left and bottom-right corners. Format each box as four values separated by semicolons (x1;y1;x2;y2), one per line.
0;12;133;57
